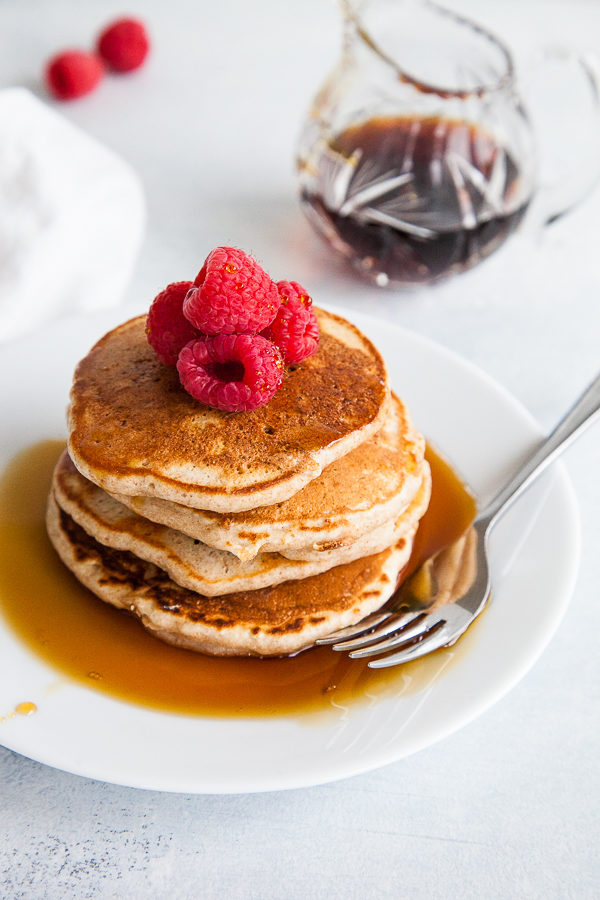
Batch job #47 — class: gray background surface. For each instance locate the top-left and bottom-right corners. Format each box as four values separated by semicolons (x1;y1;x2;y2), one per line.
1;1;598;897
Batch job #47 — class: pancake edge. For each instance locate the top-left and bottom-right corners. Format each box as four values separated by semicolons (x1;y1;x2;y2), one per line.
66;310;391;513
46;493;414;657
110;394;426;561
52;451;429;597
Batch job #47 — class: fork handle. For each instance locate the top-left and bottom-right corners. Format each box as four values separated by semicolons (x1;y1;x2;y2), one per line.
479;371;600;529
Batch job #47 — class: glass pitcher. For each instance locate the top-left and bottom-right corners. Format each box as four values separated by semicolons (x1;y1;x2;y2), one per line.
296;0;600;287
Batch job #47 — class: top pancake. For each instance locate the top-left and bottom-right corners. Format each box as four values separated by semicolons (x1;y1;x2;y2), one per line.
67;308;390;512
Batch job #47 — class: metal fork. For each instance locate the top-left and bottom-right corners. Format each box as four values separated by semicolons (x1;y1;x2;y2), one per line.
316;372;600;668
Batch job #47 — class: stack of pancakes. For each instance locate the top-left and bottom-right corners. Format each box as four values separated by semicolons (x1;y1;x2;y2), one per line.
47;308;431;656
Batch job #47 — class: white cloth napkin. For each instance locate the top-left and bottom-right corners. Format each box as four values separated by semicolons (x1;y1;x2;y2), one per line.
0;88;146;343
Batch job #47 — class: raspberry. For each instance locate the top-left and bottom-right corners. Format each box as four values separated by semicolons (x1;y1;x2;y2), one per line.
262;281;319;364
183;247;280;335
146;281;198;365
177;334;284;412
97;18;150;72
45;51;105;101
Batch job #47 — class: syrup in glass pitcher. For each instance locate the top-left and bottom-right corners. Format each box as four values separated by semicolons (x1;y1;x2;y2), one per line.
296;0;600;287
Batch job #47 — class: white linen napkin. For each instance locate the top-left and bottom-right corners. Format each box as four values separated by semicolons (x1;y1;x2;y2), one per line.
0;88;146;343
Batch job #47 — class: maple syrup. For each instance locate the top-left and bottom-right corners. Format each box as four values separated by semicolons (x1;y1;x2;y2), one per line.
0;441;476;717
300;115;529;285
0;702;37;724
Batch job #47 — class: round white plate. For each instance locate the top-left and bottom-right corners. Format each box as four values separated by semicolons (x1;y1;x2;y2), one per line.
0;304;580;793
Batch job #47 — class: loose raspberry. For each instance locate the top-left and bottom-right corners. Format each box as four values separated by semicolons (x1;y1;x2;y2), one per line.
177;334;284;412
45;51;105;101
183;247;280;335
97;18;150;72
262;280;319;364
146;281;198;365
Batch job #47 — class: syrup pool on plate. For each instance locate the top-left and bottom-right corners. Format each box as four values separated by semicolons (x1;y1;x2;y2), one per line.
0;440;477;718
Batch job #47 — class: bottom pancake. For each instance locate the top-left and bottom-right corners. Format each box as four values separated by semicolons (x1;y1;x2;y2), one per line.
46;493;414;657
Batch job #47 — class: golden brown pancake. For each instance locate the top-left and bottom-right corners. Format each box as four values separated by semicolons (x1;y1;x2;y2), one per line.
46;494;414;657
110;393;426;561
67;308;390;512
52;450;430;596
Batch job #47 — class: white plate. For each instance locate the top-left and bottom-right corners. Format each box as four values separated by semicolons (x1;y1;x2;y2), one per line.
0;304;580;793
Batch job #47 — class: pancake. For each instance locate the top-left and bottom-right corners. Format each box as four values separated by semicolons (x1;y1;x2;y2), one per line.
52;450;430;596
110;393;426;562
46;494;414;657
67;307;390;513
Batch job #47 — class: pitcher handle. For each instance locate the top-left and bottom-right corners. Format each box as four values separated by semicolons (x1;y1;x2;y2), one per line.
528;48;600;226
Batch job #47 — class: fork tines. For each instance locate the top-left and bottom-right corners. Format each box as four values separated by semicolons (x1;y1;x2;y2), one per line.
317;606;454;668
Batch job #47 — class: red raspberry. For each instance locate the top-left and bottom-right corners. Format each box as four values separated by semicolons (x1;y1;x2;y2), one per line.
183;247;280;335
45;51;105;101
177;334;284;412
146;281;198;365
262;281;319;364
97;18;150;73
